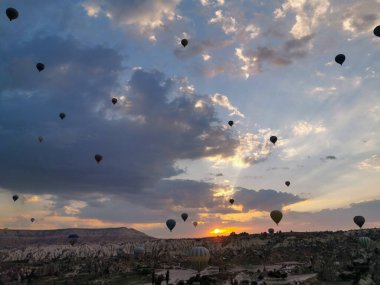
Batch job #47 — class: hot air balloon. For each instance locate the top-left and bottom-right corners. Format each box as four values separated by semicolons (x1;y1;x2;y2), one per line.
358;236;372;249
36;63;45;72
270;136;277;145
374;25;380;37
166;219;176;232
38;136;43;143
270;210;283;225
12;195;19;202
193;221;198;228
6;8;18;21
335;54;345;65
353;216;365;229
181;39;188;47
285;181;290;187
68;233;79;246
94;154;103;164
111;98;117;105
228;121;234;127
134;246;145;259
30;218;35;223
229;199;234;205
189;246;210;272
268;228;274;235
181;213;188;222
59;113;66;120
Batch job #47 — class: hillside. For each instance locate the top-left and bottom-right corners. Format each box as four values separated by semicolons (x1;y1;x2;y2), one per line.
0;227;155;248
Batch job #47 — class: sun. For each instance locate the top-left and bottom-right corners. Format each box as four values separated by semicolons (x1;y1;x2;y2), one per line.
210;228;226;235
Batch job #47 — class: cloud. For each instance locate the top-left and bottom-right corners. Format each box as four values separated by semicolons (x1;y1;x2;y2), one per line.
358;154;380;172
200;0;224;6
210;93;244;117
209;10;238;34
94;0;181;33
292;121;327;136
274;0;330;39
234;188;304;212
325;155;336;160
0;36;240;199
235;35;313;78
341;0;380;36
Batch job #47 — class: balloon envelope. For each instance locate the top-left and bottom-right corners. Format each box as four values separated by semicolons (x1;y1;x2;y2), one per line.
6;8;18;21
353;216;365;229
59;113;66;120
111;98;117;105
12;195;19;202
358;236;372;249
335;54;345;65
94;154;103;163
193;221;198;227
270;210;283;225
268;228;274;234
31;218;35;223
166;219;176;231
181;213;188;222
68;234;79;246
36;63;45;72
181;39;188;47
229;198;234;205
38;136;43;143
189;246;210;272
285;181;290;187
228;121;234;127
374;25;380;37
270;136;277;145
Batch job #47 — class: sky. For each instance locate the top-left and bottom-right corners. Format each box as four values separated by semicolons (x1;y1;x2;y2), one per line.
0;0;379;238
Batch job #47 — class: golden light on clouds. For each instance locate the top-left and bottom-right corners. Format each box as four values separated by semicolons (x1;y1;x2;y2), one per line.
209;227;234;235
219;209;266;223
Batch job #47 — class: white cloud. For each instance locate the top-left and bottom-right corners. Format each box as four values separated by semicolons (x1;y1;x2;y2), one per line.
358;155;380;172
274;0;330;39
235;47;259;79
82;3;101;17
202;53;211;61
292;121;327;136
200;0;224;6
209;10;238;34
210;93;244;117
342;1;380;36
63;200;88;216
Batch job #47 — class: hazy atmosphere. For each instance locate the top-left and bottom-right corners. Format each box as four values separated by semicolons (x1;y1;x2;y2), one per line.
1;0;380;239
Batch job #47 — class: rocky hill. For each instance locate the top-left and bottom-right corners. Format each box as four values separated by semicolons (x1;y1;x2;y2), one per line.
0;227;154;249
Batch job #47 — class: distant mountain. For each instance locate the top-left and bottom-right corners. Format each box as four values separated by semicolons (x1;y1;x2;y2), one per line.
0;227;155;248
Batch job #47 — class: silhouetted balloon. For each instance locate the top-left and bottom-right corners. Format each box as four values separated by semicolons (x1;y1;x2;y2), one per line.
373;25;380;37
59;113;66;120
193;221;198;228
36;63;45;72
268;228;274;234
181;213;188;222
353;216;365;229
335;54;345;65
181;39;188;47
12;195;19;202
30;218;35;223
68;234;79;246
228;121;234;127
189;246;210;272
270;136;277;145
6;8;18;21
111;98;117;105
270;210;283;225
285;181;290;187
229;199;234;205
38;136;43;143
94;154;103;163
166;219;176;232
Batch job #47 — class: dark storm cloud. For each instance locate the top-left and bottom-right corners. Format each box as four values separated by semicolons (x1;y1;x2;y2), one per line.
0;36;238;198
234;188;304;212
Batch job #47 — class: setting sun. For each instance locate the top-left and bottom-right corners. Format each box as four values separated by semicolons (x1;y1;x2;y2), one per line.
210;228;232;235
